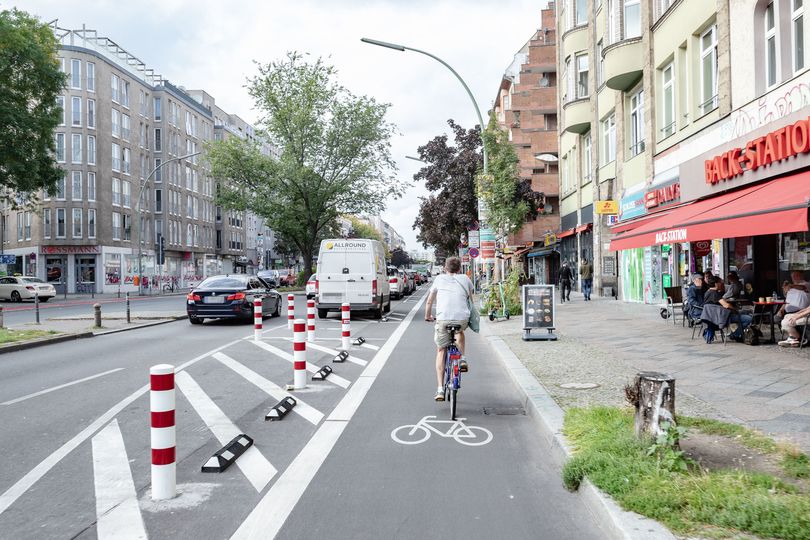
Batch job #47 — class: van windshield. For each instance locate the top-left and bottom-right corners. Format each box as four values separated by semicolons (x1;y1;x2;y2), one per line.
319;252;372;274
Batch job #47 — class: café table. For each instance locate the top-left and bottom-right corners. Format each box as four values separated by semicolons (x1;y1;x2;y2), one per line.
752;300;786;343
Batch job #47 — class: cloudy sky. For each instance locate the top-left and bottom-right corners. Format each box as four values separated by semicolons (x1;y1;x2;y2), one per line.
13;0;549;253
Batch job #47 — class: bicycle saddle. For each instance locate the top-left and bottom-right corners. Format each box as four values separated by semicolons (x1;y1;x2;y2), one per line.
445;323;462;332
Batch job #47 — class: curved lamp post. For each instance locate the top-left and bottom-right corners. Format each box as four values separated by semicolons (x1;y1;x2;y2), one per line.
134;151;201;295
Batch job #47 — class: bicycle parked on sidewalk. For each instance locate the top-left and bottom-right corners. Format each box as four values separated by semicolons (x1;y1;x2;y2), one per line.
162;277;178;293
443;323;463;420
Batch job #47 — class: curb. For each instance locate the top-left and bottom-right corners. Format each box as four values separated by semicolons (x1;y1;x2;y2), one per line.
92;315;187;336
0;331;93;354
485;333;675;540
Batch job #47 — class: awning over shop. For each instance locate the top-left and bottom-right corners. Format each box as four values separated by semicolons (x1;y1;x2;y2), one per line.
558;228;576;238
610;210;675;234
575;223;593;233
609;173;810;251
527;247;556;258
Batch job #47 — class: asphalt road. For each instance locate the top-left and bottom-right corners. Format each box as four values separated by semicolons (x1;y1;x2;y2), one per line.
0;286;603;539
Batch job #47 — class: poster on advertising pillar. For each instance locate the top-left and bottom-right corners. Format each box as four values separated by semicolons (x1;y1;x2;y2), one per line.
522;284;558;341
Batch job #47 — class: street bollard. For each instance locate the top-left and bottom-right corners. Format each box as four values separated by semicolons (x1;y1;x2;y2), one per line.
93;303;101;328
126;292;131;324
293;319;307;389
254;298;262;342
307;299;315;342
150;364;176;500
287;293;295;330
341;302;351;351
34;292;40;324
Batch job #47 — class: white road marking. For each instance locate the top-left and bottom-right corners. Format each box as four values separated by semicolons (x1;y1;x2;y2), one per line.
281;339;367;366
0;337;242;518
248;340;350;389
213;352;324;425
2;368;125;406
175;371;276;492
360;343;380;351
92;419;148;539
231;293;427;540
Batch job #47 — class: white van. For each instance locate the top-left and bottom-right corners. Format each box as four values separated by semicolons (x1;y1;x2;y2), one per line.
315;239;391;319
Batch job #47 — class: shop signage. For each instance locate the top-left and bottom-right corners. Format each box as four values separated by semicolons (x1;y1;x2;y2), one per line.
694;240;712;257
40;245;100;255
468;230;480;248
595;200;619;214
0;255;15;264
653;228;688;244
645;182;680;209
522;284;555;329
619;191;647;220
544;233;557;246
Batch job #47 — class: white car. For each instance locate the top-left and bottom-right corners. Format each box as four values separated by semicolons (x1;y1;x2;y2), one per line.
306;274;317;299
0;276;56;302
387;266;403;299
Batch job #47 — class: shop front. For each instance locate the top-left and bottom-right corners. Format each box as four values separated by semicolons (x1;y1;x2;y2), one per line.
41;245;100;294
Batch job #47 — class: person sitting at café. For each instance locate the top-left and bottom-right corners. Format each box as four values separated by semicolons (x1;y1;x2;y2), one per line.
779;303;810;347
704;276;753;341
742;282;756;301
791;270;809;289
723;271;743;300
686;273;705;320
702;271;713;290
775;281;809;324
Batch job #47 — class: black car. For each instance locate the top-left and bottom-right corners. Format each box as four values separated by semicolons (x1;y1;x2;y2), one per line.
186;274;281;325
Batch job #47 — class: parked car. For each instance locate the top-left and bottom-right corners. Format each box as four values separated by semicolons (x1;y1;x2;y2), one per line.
306;274;317;299
387;266;403;299
400;270;414;295
186;274;281;325
257;269;281;287
409;271;422;286
0;276;56;302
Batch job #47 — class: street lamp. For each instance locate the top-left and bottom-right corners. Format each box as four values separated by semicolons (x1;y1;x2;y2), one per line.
134;151;201;295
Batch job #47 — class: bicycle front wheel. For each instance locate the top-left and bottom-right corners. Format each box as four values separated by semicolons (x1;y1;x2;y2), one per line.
450;388;457;420
391;424;430;445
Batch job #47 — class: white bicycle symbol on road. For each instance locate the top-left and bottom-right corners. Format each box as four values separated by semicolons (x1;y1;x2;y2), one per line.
391;415;493;446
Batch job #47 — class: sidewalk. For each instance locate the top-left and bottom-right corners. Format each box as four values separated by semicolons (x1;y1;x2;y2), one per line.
484;291;810;453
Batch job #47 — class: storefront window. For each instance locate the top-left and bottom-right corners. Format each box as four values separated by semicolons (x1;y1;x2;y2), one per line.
779;231;810;286
621;248;644;302
105;253;121;285
727;236;754;289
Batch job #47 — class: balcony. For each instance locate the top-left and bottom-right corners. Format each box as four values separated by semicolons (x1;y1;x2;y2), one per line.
561;24;588;57
603;38;643;91
562;97;590;134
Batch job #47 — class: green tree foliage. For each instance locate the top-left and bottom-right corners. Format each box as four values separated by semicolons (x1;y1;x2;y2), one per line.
206;52;402;273
346;216;382;242
390;247;413;268
477;113;542;234
413;120;481;257
0;9;65;201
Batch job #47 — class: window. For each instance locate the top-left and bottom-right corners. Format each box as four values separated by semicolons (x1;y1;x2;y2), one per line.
186;166;192;190
111;109;120;137
187;194;193;217
123;180;131;208
121;80;130;108
154;97;161;121
16;213;22;241
112;212;121;240
88;209;96;238
121;114;131;140
630;89;645;156
155;219;163;243
794;0;805;72
575;0;588;25
602;114;616;164
660;63;676;138
139;123;146;148
55;133;65;162
624;0;641;38
140;154;146;179
766;3;778;86
72;96;81;127
87;99;95;129
155;189;162;213
71;171;82;200
112;143;121;172
24;212;31;240
43;209;51;239
582;133;592;185
112;178;121;206
139;90;147;116
123;214;132;240
700;25;719;114
186;111;192;134
56;175;65;200
72;208;82;238
564;56;572;102
56;208;66;238
87;135;96;165
86;62;95;92
576;54;589;98
154;128;161;152
88;172;96;201
154;159;162;182
561;155;571;193
187;224;193;246
57;96;65;126
597;41;604;87
111;74;120;103
70;59;81;89
123;148;131;175
71;134;82;164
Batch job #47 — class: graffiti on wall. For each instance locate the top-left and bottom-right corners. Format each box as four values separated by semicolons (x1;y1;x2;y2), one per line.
722;81;810;141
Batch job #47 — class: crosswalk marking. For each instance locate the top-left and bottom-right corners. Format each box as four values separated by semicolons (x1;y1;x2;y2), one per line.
176;371;277;492
92;419;147;540
281;339;367;366
213;352;324;425
248;340;351;389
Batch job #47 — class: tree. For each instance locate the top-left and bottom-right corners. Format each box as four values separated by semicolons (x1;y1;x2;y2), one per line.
390;247;413;268
0;9;65;200
346;216;382;242
206;52;402;274
413;120;481;257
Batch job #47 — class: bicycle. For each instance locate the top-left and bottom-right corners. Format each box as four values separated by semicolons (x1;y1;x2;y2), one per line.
443;323;463;420
390;415;492;446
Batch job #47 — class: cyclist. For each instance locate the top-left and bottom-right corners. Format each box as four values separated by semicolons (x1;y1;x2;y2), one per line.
424;256;473;401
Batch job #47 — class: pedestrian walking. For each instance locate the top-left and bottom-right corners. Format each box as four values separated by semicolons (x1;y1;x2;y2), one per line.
560;261;573;302
579;258;593;301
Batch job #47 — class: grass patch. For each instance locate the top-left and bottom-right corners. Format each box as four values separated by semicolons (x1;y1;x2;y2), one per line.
679;416;778;454
562;407;810;539
0;328;57;344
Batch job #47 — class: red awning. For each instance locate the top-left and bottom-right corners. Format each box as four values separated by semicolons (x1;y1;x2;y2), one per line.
610;209;675;234
575;223;593;233
610;173;810;251
558;228;576;238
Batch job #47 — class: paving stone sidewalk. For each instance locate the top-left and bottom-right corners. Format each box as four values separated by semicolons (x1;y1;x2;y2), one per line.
483;291;810;453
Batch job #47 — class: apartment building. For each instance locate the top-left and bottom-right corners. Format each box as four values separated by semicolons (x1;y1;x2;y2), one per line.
491;3;560;284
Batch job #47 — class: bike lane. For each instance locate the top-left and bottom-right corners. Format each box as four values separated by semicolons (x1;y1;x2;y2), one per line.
272;292;604;539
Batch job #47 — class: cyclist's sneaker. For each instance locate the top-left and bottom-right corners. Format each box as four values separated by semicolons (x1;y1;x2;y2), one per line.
434;389;445;401
459;356;469;372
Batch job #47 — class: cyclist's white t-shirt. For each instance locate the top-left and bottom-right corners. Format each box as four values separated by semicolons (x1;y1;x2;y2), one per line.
430;273;473;321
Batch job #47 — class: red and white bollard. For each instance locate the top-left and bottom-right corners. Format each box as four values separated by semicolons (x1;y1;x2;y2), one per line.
253;298;262;341
287;294;295;330
341;302;351;351
293;319;307;389
307;299;316;342
150;364;176;500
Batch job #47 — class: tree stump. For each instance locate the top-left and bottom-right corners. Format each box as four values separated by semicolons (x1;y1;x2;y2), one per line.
625;372;676;439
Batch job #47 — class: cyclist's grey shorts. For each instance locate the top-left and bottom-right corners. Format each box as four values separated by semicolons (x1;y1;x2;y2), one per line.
434;320;468;348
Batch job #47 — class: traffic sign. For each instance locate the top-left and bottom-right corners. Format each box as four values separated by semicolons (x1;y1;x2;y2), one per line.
469;247;479;258
468;230;480;248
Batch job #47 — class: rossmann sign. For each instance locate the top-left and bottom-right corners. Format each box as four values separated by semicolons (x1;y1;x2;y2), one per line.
704;117;810;184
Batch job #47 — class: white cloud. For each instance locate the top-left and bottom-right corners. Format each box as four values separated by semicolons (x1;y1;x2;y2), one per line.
15;0;549;250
